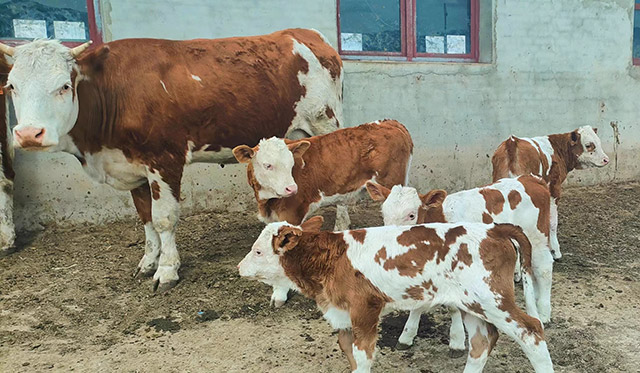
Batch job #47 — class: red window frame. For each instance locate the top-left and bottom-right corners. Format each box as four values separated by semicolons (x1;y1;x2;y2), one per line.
337;0;479;62
0;0;102;48
634;3;640;65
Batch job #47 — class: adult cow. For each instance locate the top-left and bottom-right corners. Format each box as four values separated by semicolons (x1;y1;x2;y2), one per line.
0;28;343;291
0;54;15;250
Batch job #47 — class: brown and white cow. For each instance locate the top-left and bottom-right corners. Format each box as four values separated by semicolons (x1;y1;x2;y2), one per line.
239;217;554;373
0;29;343;291
491;126;609;260
367;175;554;353
0;54;15;250
233;119;413;306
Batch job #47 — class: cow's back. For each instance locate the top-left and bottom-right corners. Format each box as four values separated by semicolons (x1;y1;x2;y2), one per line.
491;136;546;182
73;28;342;156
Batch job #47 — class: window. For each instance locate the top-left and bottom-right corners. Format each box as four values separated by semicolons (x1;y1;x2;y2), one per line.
338;0;479;61
0;0;101;47
634;1;640;64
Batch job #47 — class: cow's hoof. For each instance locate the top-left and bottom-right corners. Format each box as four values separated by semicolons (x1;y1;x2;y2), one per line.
272;299;286;308
133;267;155;278
449;348;466;358
153;279;178;293
395;342;412;351
551;251;562;261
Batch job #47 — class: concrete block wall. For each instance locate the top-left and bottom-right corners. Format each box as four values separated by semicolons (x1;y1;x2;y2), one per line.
11;0;640;229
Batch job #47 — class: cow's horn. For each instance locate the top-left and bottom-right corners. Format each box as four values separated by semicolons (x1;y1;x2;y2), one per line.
0;42;15;57
70;40;93;58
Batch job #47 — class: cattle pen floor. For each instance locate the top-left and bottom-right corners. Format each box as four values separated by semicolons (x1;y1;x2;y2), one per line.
1;182;640;373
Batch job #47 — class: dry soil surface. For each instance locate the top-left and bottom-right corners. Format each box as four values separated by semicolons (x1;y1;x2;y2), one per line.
1;182;639;372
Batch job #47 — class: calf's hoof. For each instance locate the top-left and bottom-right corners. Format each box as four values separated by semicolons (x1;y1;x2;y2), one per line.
133;266;155;278
395;342;412;350
551;251;562;261
153;279;178;293
449;348;466;358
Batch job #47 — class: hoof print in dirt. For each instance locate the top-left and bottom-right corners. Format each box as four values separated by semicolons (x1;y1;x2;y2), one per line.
196;310;220;323
147;317;181;333
449;348;466;358
395;342;412;351
153;280;179;293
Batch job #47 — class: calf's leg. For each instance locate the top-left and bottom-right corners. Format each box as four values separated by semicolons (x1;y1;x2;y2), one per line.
397;309;421;350
549;199;561;260
338;329;357;371
131;182;161;277
462;312;499;373
270;285;289;307
448;307;467;356
350;298;384;373
532;247;555;323
147;169;182;292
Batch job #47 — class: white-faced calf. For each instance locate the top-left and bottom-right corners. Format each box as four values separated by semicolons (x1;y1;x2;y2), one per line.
367;175;554;352
492;126;609;260
233;119;413;306
239;217;553;373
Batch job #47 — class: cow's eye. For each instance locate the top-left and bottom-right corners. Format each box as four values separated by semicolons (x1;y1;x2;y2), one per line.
5;83;13;91
586;143;595;152
408;213;416;220
59;84;72;95
255;250;262;256
264;164;273;170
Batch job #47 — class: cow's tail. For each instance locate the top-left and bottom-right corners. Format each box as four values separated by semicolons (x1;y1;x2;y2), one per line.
490;223;538;316
492;136;519;182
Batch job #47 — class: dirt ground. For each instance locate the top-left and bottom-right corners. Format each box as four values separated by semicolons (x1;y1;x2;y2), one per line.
1;181;639;372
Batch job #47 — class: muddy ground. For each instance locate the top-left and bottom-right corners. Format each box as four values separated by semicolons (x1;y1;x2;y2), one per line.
1;182;639;372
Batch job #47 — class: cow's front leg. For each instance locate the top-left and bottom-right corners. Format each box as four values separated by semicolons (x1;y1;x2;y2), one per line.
550;198;561;260
270;285;289;307
131;183;161;277
0;177;15;250
350;297;384;373
147;169;182;292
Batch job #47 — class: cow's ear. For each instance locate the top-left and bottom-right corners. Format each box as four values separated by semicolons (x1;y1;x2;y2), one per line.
420;189;447;207
593;127;598;134
274;225;303;253
570;130;579;145
76;45;110;73
233;145;256;163
288;141;310;159
301;216;324;232
366;181;391;202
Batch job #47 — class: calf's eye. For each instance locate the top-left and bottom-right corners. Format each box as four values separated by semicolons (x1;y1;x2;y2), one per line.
264;164;273;170
409;213;416;220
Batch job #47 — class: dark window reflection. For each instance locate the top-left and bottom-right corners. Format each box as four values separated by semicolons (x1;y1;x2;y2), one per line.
634;11;640;59
340;0;401;53
416;0;471;54
0;0;89;41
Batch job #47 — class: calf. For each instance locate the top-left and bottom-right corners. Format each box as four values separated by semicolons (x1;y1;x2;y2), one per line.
238;217;554;373
233;119;413;306
492;126;609;259
0;54;14;250
367;175;554;353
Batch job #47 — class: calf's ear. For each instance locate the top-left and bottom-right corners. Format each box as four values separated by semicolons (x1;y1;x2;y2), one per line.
288;141;310;159
570;130;579;145
274;226;303;253
233;145;256;163
420;189;447;207
366;181;391;202
301;216;324;232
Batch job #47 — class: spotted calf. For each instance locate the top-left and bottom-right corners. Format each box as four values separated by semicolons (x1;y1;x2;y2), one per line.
492;126;609;260
366;175;554;353
233;120;413;307
238;217;554;373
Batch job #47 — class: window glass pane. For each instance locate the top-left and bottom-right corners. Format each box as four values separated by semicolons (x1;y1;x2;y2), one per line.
634;11;640;59
417;0;471;55
339;0;401;53
0;0;90;41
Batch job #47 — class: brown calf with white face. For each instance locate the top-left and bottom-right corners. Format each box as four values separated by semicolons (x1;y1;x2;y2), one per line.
233;119;413;306
0;54;14;250
367;175;554;353
491;126;609;260
239;217;554;373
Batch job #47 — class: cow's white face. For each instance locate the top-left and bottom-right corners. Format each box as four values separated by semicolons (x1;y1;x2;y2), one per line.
381;185;422;226
6;40;83;151
576;126;609;168
233;138;310;200
238;221;296;289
